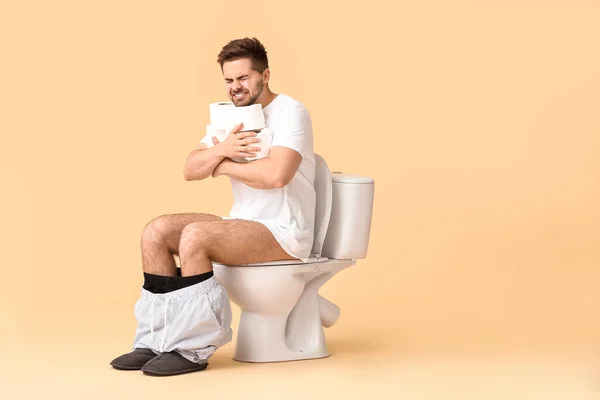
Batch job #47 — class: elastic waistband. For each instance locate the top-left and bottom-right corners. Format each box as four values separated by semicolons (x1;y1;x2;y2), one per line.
140;276;220;302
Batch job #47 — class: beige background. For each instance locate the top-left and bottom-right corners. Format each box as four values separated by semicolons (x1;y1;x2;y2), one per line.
1;0;600;398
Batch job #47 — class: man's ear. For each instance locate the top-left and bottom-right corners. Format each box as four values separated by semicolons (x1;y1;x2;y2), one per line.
263;68;270;84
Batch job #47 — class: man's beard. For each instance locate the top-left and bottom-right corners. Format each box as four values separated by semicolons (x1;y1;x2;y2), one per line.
232;81;263;107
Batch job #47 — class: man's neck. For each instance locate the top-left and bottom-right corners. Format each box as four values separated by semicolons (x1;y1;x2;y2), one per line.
257;89;278;109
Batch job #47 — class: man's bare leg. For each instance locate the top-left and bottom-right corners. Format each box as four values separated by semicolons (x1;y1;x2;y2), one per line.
179;219;297;276
140;213;222;276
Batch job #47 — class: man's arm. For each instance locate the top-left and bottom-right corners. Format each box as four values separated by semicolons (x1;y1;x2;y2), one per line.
183;142;226;181
213;146;302;190
184;124;260;181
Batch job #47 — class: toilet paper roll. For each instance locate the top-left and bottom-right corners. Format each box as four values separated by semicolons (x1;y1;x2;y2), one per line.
230;103;266;131
204;124;228;148
244;127;272;161
209;102;234;130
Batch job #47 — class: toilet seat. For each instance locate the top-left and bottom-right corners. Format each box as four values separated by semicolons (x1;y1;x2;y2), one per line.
213;256;329;268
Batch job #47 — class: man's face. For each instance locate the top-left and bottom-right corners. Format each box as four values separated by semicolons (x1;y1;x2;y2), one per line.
222;58;266;107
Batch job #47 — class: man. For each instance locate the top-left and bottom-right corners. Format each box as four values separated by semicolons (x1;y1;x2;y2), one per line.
110;37;316;376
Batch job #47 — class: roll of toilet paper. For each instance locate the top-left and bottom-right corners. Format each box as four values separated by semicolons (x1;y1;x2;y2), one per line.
203;124;228;148
230;103;266;131
209;102;234;130
244;127;273;161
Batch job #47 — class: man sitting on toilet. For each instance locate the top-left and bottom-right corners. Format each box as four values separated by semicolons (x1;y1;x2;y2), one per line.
110;37;316;376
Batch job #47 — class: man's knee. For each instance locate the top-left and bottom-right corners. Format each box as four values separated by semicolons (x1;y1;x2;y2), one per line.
141;214;173;246
179;222;212;256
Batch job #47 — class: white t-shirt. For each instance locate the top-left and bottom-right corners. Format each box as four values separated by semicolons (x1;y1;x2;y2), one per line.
201;94;316;261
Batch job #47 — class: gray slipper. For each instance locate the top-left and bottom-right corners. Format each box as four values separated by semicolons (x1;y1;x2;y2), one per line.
110;348;158;370
141;352;208;376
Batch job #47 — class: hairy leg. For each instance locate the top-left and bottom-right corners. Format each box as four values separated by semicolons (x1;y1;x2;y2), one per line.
179;220;297;276
140;213;222;276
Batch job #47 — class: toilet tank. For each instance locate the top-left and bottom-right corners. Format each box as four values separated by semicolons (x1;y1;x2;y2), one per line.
321;172;374;260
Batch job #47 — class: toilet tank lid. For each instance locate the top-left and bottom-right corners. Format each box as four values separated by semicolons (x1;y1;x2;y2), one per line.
331;172;374;184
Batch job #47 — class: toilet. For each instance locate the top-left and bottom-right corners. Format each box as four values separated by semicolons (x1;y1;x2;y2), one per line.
213;154;374;363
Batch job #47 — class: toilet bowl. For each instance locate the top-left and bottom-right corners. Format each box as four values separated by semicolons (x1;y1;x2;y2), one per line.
213;154;374;363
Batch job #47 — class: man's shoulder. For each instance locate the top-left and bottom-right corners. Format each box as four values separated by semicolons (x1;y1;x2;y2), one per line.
277;94;309;113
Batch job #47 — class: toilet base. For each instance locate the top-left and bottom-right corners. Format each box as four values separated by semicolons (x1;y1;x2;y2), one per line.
232;310;331;363
230;260;355;363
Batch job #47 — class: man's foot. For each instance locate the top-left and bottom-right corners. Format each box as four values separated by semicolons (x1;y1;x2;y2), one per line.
110;348;158;370
141;351;208;376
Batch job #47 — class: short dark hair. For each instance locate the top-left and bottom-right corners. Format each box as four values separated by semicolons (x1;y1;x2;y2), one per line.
217;37;269;73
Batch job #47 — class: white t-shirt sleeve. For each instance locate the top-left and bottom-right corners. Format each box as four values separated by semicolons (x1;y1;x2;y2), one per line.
271;104;313;156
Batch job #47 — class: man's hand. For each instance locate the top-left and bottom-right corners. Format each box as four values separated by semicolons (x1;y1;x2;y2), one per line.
212;123;262;160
